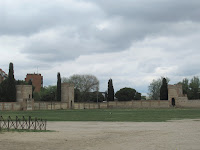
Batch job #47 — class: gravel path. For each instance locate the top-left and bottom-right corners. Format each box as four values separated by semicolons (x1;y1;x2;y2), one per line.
1;119;200;150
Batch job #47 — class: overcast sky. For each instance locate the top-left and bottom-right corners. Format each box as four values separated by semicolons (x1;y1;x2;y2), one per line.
0;0;200;95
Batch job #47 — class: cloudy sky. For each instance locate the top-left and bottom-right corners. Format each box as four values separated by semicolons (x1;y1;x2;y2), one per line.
0;0;200;95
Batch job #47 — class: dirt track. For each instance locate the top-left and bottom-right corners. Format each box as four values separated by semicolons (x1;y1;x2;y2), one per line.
1;119;200;150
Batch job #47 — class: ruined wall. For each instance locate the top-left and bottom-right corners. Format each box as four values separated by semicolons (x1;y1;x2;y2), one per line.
168;84;200;108
16;85;32;102
61;83;74;108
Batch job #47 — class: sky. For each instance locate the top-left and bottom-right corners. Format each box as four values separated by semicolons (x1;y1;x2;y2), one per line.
0;0;200;95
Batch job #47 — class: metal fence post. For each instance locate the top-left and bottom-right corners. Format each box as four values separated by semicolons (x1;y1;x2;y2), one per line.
8;116;10;131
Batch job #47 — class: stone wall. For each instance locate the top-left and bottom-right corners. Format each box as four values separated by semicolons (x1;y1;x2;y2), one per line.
34;102;68;110
168;84;200;108
61;83;74;108
73;100;170;109
16;85;32;102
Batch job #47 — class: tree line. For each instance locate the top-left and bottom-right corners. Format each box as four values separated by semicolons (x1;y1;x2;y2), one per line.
148;76;200;100
1;62;199;102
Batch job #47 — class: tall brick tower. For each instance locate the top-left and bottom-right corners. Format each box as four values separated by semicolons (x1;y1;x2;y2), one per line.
25;73;43;92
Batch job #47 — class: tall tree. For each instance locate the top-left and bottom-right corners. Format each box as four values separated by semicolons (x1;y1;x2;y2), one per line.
57;72;61;101
148;77;170;100
107;79;114;101
182;78;189;95
179;77;200;99
62;74;99;101
7;62;16;101
160;78;168;100
189;76;200;99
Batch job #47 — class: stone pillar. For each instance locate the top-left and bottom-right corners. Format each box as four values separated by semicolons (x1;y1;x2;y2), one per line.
16;85;32;102
61;83;74;109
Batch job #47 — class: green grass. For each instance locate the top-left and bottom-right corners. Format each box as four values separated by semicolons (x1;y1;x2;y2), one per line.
0;129;53;133
1;108;200;122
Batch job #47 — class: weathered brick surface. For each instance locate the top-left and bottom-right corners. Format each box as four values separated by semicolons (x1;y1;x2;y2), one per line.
25;73;43;92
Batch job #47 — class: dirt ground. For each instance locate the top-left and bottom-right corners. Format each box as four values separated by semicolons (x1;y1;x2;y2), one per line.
1;119;200;150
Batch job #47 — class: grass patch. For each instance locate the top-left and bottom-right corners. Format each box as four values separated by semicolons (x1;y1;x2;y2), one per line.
1;108;200;122
0;129;54;133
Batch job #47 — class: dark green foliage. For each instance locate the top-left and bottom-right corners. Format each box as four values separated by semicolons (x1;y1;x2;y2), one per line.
160;78;168;100
0;79;8;102
0;63;16;102
28;79;32;85
141;96;146;100
189;76;200;99
74;88;81;102
148;77;170;100
107;79;114;101
87;92;104;102
7;63;16;101
16;80;28;85
115;87;141;101
179;77;200;100
182;78;189;95
57;72;61;101
33;86;56;101
104;91;108;101
115;87;136;101
134;92;141;100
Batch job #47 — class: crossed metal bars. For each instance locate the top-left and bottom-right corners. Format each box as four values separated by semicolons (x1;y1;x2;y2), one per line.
0;116;47;131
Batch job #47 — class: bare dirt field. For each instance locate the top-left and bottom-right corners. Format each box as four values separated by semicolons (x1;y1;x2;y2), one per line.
1;119;200;150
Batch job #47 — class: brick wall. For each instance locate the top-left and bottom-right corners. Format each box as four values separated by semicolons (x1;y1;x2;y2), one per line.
25;73;43;92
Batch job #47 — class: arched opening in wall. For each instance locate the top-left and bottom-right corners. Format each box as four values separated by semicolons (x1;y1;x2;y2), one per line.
172;98;175;107
29;94;31;99
71;100;73;108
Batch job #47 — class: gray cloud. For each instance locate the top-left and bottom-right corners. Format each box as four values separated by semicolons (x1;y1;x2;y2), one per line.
1;0;200;93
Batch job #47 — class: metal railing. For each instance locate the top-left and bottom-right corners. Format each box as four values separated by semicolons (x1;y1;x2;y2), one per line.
0;116;47;131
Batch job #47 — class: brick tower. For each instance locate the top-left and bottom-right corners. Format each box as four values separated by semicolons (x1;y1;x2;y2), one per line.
25;73;43;92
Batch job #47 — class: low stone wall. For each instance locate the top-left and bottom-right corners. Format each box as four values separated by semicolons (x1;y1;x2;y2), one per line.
34;102;68;110
2;99;200;111
0;101;69;111
74;100;170;109
0;102;22;111
176;97;200;108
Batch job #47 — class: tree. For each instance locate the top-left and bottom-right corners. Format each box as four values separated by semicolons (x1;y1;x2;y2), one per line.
178;77;200;100
115;87;141;101
87;92;105;102
148;77;170;100
134;92;141;100
74;88;81;102
107;79;114;101
57;72;61;101
182;78;189;95
189;76;200;99
0;79;8;101
160;78;168;100
7;63;16;102
115;87;136;101
16;80;28;85
62;74;99;101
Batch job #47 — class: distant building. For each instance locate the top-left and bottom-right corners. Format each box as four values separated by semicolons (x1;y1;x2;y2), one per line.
25;73;43;92
0;68;8;84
